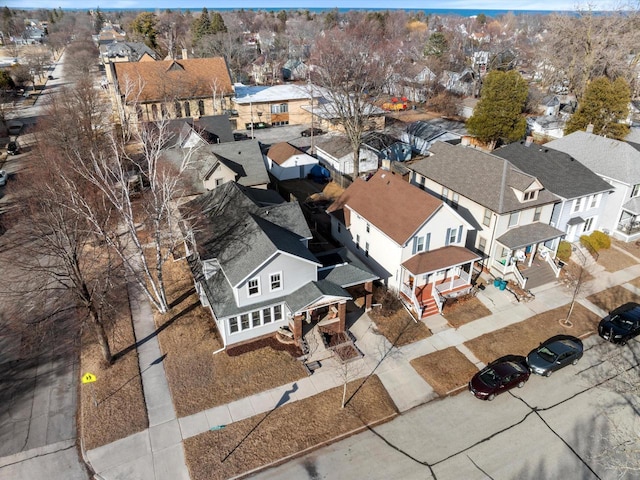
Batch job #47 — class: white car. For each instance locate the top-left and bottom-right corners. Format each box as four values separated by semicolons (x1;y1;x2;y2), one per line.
0;170;7;186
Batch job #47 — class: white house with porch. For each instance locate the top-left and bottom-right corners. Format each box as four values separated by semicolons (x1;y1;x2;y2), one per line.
328;169;480;318
407;141;565;291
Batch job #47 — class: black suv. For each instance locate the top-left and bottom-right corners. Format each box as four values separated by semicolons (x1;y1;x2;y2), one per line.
598;302;640;345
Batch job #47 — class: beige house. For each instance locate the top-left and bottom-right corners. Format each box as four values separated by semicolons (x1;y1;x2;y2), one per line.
112;57;234;127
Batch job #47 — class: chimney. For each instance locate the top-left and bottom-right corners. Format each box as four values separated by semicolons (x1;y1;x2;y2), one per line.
525;136;533;147
181;48;188;60
586;123;594;133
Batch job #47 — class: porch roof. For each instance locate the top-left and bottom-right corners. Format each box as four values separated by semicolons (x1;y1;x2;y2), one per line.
285;280;351;314
401;245;481;275
496;222;565;250
566;216;585;226
316;248;379;288
622;197;640;215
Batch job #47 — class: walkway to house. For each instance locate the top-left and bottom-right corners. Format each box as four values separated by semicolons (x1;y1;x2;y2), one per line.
84;253;640;480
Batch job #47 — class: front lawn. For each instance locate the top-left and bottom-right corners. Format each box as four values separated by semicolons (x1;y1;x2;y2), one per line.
586;285;640;313
370;306;431;347
184;375;397;480
465;303;599;364
410;347;478;396
442;295;492;328
596;246;637;273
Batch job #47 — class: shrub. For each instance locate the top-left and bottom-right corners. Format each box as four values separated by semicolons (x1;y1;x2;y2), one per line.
557;241;572;262
589;230;611;250
580;234;596;253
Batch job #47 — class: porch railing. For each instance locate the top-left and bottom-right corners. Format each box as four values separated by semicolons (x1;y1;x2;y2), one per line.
399;283;423;318
617;221;640;235
542;251;562;277
433;287;444;313
512;267;527;289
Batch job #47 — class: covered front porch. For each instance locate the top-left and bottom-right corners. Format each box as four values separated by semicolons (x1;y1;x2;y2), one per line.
398;245;481;319
493;223;565;289
615;201;640;242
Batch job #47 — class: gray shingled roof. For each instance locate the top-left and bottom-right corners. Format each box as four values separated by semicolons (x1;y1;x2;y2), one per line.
316;248;379;287
496;223;565;249
180;182;315;287
284;280;351;314
622;197;640;215
201;139;270;187
408;142;559;214
494;141;612;200
546;131;640;185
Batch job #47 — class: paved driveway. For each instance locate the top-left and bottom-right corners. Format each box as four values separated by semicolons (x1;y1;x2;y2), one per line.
250;337;640;480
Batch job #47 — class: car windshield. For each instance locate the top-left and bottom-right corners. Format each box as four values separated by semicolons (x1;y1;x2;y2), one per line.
479;368;499;387
611;315;635;331
536;346;557;362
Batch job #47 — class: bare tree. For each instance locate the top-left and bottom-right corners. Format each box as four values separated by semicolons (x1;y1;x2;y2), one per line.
311;20;397;178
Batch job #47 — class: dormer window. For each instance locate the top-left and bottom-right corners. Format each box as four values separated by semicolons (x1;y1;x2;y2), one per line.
523;190;537;201
248;278;260;296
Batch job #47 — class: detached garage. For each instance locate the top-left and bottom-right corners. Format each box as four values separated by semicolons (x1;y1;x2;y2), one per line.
265;142;318;181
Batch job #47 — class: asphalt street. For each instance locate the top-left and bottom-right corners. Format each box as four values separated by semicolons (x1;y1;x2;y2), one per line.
250;337;640;480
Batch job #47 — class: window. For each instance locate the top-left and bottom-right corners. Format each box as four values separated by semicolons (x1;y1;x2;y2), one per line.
633;184;640;198
248;278;260;296
240;314;250;330
573;197;583;213
442;187;449;200
483;208;492;227
151;104;158;120
161;103;168;118
272;120;289;126
270;273;282;291
365;242;369;257
533;206;542;222
198;100;205;116
215;178;224;187
184;101;191;117
273;305;282;321
508;212;519;228
523;190;536;201
263;308;272;324
446;227;457;245
478;237;487;253
229;317;239;333
136;105;143;121
583;217;595;232
271;103;288;114
356;234;360;249
451;192;459;209
175;101;182;118
252;311;261;328
366;223;370;233
413;236;425;254
589;194;600;209
418;176;425;190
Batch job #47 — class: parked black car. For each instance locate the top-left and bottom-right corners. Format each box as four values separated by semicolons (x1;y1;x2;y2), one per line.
301;127;325;137
526;336;583;376
7;141;20;155
599;302;640;345
469;356;530;401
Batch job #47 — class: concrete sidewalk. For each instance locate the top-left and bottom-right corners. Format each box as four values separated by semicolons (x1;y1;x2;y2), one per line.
85;260;640;480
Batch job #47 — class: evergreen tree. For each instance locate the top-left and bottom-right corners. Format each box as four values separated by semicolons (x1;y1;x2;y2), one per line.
466;70;528;149
210;12;227;34
191;7;213;43
131;12;158;49
424;31;448;57
565;76;630;141
93;7;105;35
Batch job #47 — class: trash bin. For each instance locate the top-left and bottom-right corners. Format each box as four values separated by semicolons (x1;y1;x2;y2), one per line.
494;278;502;287
499;280;507;291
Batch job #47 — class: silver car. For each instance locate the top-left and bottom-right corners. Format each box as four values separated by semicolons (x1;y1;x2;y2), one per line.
526;336;583;377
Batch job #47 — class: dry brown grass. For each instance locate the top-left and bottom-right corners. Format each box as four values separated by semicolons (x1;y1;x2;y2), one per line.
183;375;397;480
370;306;431;347
630;277;640;290
586;285;640;313
79;307;147;450
154;258;307;417
608;238;640;259
560;260;595;285
410;347;478;396
442;296;492;328
596;246;638;272
466;303;599;364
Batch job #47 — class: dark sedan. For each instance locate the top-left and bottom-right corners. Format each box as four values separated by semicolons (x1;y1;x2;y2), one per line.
599;302;640;345
301;127;325;137
526;336;583;376
469;357;530;401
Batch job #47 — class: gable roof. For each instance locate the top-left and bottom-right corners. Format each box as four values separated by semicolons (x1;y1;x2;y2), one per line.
203;139;269;187
546;131;640;185
327;169;443;245
493;141;612;200
104;41;158;61
267;142;304;165
408;141;559;214
114;57;233;103
181;182;315;287
315;135;353;159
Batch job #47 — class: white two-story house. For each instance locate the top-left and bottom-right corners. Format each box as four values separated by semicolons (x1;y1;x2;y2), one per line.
180;182;378;348
328;169;480;318
407;141;565;290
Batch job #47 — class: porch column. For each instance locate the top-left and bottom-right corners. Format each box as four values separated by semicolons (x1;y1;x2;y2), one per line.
337;301;347;332
529;244;537;267
292;314;304;345
364;281;373;311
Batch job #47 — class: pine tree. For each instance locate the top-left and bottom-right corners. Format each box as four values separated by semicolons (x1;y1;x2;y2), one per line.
191;7;213;43
466;70;528;149
565;76;630;141
210;12;227;34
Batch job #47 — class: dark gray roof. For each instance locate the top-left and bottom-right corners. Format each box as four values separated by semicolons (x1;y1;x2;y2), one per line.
362;132;403;151
406;121;450;141
566;216;585;226
203;139;270;187
284;280;350;314
181;182;314;286
408;142;559;214
496;223;565;249
315;248;379;287
104;42;157;61
547;131;640;184
493;142;612;200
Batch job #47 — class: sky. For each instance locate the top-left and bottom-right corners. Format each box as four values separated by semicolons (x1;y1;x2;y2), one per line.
4;1;613;11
